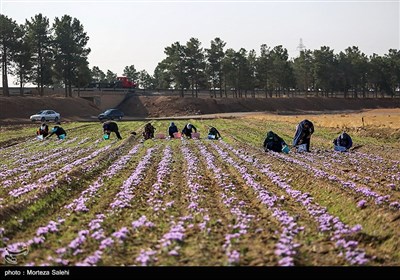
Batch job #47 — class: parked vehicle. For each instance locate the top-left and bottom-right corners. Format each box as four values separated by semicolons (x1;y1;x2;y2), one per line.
98;109;124;121
30;110;60;122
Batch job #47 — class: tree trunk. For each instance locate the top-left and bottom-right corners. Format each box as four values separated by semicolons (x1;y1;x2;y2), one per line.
69;82;72;97
191;77;194;97
19;72;24;96
2;47;10;97
64;77;68;97
39;48;44;96
219;80;223;98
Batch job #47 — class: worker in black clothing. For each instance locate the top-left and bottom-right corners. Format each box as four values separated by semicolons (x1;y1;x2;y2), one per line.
207;126;222;140
103;121;122;140
182;123;197;138
263;131;287;152
168;122;179;138
46;122;67;140
143;123;155;140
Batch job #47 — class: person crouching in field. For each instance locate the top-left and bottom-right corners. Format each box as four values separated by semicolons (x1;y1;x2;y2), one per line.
103;121;122;140
333;132;352;152
263;131;287;152
46;122;66;140
143;123;155;140
207;126;222;140
293;119;314;152
168;122;178;138
182;123;197;138
37;123;49;138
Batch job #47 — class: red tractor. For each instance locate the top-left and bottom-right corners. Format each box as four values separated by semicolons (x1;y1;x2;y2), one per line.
88;76;136;91
114;77;137;89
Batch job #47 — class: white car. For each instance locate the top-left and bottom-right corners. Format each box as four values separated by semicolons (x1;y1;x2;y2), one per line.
30;110;61;122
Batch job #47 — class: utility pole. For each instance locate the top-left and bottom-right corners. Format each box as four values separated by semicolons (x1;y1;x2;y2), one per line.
297;38;306;56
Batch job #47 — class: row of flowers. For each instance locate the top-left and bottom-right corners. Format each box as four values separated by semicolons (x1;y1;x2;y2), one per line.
290;149;399;191
210;141;303;266
196;141;256;265
218;140;369;265
1;143;152;265
269;147;400;210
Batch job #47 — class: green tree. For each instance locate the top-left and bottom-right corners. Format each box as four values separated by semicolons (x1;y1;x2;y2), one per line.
185;37;206;97
0;15;20;96
205;37;226;97
234;48;252;98
313;46;336;96
137;69;153;90
53;15;91;97
246;49;257;97
123;65;139;82
293;49;313;94
385;49;400;96
255;44;272;97
337;46;368;98
74;60;91;95
25;13;53;96
164;42;188;97
269;45;292;97
90;66;106;82
221;48;250;98
368;54;387;97
153;60;173;89
12;24;33;96
222;48;237;97
106;70;117;83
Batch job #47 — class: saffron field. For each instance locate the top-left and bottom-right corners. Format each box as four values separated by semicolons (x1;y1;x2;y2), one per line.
0;117;399;266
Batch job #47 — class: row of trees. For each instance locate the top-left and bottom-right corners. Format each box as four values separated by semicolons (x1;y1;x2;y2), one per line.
154;38;400;98
1;14;90;97
1;14;399;98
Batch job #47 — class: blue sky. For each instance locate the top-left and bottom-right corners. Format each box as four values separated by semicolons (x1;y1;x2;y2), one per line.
1;0;399;85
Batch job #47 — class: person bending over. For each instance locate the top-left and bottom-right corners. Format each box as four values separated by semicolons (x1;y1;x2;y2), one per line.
103;121;122;140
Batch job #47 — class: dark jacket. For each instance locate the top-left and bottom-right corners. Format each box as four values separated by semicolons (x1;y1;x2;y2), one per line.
333;132;353;149
168;122;178;137
143;123;155;140
103;121;120;133
293;119;314;146
48;126;66;138
182;124;197;137
264;131;286;152
208;127;221;139
103;121;122;140
37;123;49;137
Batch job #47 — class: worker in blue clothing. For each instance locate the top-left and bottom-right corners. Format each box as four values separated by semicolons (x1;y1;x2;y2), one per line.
293;119;314;152
333;132;353;152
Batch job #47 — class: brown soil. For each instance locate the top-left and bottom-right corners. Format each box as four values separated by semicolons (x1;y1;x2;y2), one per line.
0;95;399;124
0;96;100;124
122;96;400;117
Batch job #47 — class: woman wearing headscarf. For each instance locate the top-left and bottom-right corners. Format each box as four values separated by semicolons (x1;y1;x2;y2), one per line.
168;122;179;138
293;119;314;152
182;123;197;138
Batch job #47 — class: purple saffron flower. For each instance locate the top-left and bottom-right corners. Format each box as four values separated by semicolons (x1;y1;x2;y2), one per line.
357;200;367;209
